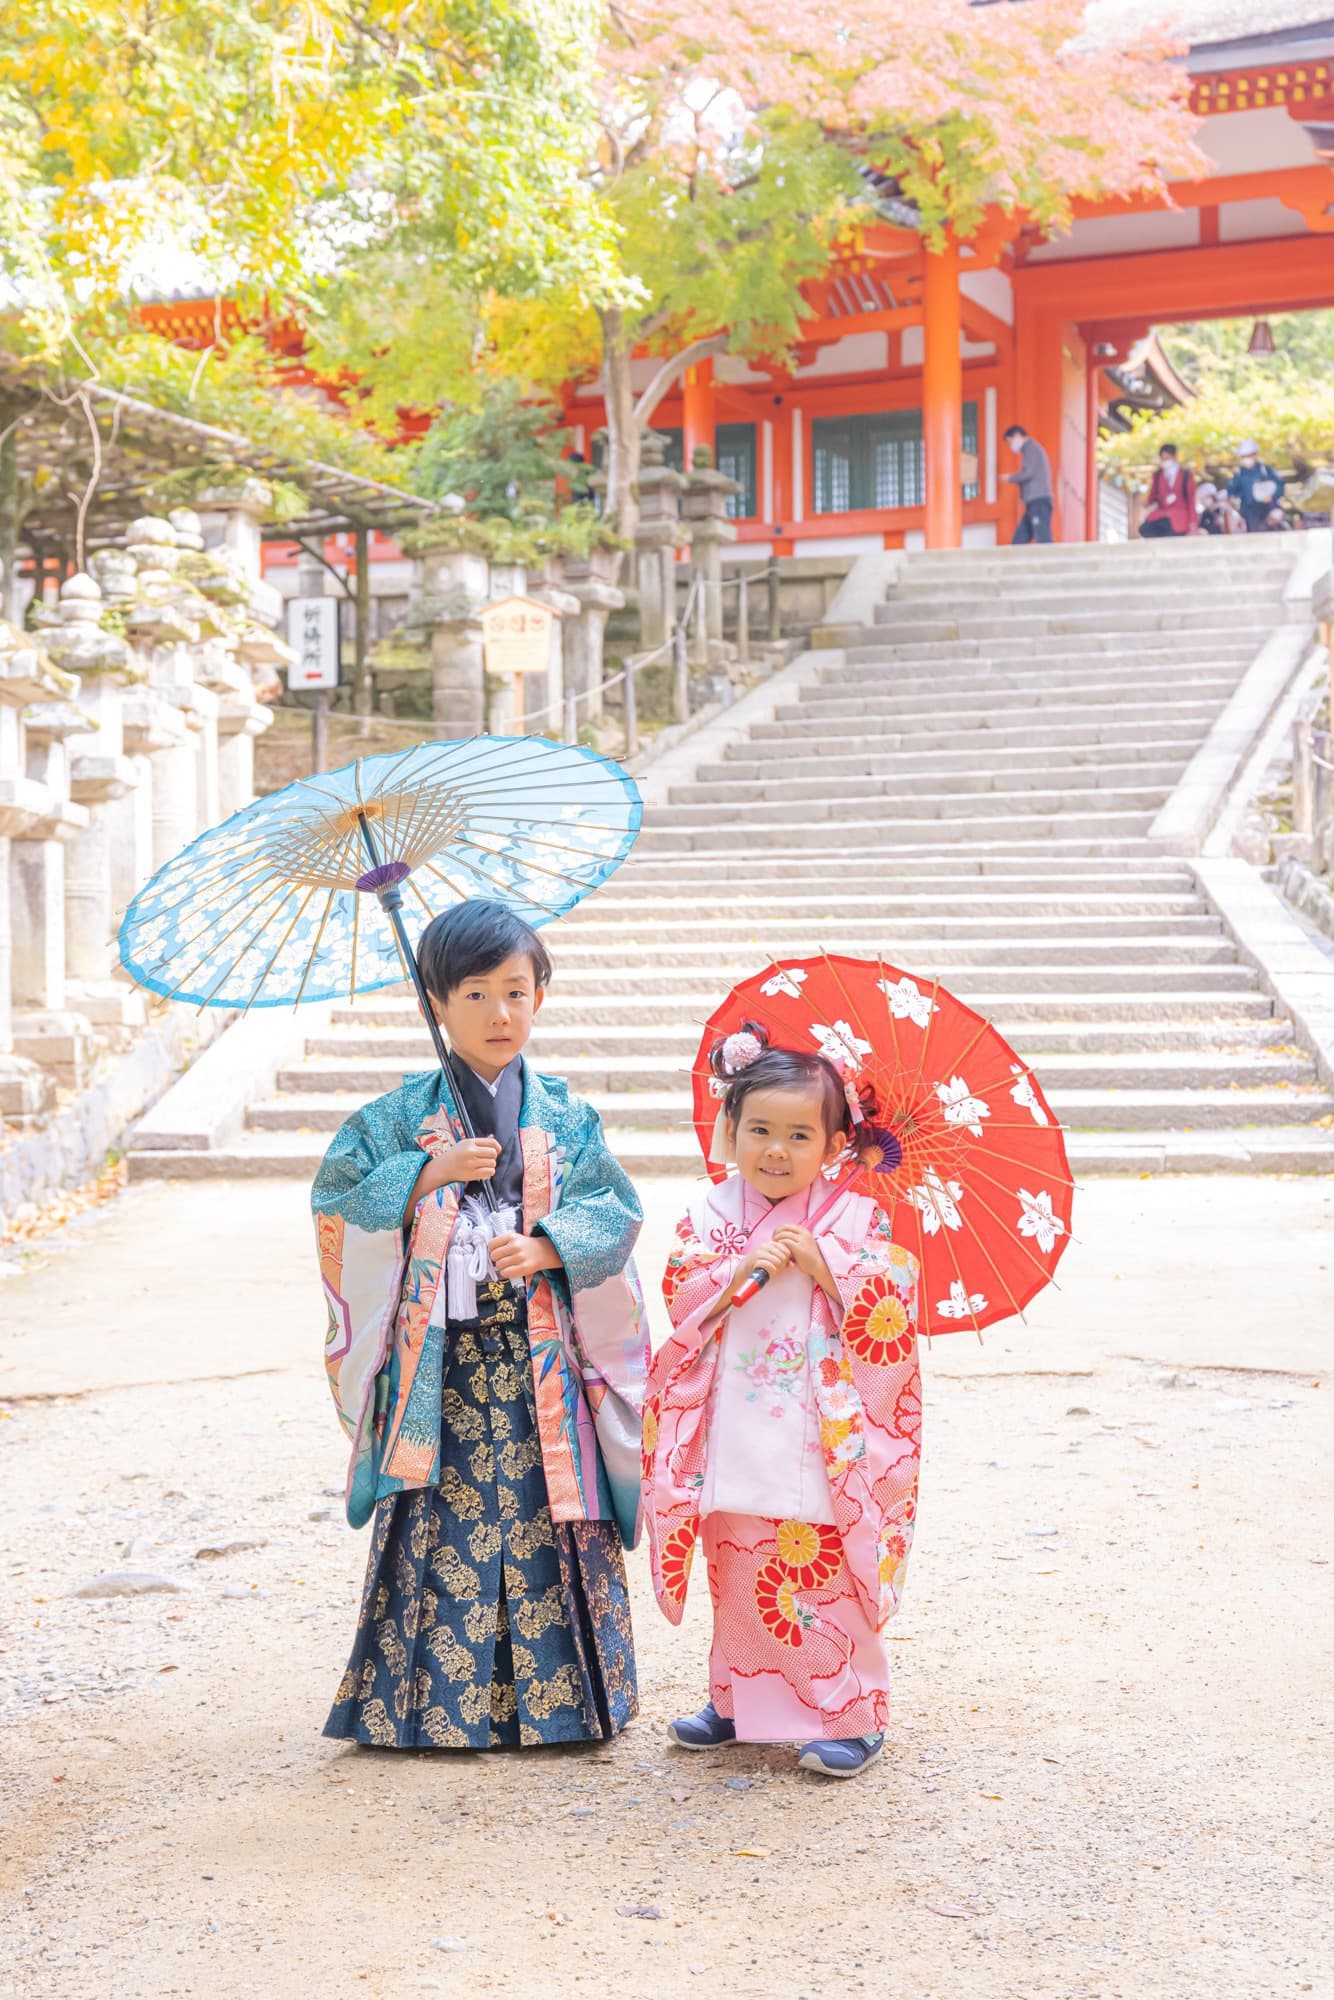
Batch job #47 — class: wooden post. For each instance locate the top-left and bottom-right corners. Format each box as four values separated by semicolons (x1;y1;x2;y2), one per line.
673;622;689;724
1314;730;1333;868
312;690;330;775
923;241;963;550
1292;717;1315;834
690;572;708;668
353;523;372;717
623;657;639;760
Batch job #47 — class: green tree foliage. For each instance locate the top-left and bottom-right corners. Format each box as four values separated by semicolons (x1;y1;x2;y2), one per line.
1102;314;1334;485
0;2;615;495
1159;312;1334;395
412;384;569;519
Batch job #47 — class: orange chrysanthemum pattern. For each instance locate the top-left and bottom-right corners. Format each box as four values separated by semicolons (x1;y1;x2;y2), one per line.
659;1522;697;1608
842;1273;915;1367
640;1398;661;1488
754;1558;811;1647
773;1519;843;1591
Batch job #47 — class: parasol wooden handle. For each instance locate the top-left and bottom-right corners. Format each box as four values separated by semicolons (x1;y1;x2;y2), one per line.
355;810;499;1216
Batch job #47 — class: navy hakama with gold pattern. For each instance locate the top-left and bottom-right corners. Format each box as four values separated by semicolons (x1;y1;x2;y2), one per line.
325;1281;637;1749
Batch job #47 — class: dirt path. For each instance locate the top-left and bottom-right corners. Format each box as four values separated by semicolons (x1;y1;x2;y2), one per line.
1;1175;1329;2000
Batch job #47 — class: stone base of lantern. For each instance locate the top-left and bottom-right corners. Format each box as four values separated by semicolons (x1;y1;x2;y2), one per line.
11;1009;98;1090
65;979;148;1038
0;1053;58;1124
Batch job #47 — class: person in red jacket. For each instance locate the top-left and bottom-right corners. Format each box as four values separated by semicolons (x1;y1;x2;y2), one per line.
1138;443;1197;538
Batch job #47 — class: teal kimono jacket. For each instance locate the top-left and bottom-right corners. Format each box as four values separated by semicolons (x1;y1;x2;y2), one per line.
312;1064;648;1545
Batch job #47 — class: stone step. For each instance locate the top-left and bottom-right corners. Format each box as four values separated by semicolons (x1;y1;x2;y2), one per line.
568;888;1208;916
637;809;1162;850
894;542;1296;573
782;683;1239;722
674;761;1189;805
812;657;1253;695
849;608;1276;644
242;1082;1334;1137
600;1124;1334;1176
753;697;1228;736
556;905;1218;937
630;839;1181;870
519;960;1262;995
710;733;1210;779
878;581;1283;610
540;924;1232;964
612;854;1195;885
311;1015;1294;1060
330;990;1278;1029
275;1048;1316;1101
567;890;1211;921
127;1120;1334;1183
799;663;1243;703
630;828;1184;858
837;634;1264;665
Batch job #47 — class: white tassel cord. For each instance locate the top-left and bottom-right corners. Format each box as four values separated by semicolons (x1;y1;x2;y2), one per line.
445;1200;518;1320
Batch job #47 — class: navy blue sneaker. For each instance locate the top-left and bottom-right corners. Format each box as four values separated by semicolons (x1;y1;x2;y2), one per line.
667;1701;737;1750
796;1733;884;1778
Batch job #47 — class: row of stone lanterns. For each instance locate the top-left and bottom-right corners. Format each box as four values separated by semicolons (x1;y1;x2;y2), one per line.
384;432;740;739
0;493;286;1126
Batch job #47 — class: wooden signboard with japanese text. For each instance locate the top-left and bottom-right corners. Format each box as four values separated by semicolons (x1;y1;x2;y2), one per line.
481;595;554;679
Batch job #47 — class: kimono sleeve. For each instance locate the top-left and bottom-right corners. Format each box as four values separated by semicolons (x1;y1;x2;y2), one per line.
662;1207;738;1330
535;1102;642;1293
819;1202;920;1349
310;1099;425;1238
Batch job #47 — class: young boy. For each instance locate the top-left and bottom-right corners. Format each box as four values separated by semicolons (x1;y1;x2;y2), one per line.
314;899;647;1750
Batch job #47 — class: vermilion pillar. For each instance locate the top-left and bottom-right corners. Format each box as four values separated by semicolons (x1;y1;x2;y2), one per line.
682;357;716;468
923;242;963;550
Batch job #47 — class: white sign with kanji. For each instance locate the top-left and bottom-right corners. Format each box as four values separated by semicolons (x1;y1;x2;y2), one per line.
481;594;555;678
286;596;340;690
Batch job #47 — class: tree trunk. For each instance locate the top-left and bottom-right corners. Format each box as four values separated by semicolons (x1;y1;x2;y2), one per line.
599;309;640;561
353;523;373;716
0;403;23;626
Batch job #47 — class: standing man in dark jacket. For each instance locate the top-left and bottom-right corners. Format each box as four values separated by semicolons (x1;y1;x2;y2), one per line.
1004;425;1054;543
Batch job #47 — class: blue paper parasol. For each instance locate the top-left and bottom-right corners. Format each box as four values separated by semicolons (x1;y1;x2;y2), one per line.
118;735;641;1024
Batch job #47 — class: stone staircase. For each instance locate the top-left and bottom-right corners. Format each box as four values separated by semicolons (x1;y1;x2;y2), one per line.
137;536;1334;1177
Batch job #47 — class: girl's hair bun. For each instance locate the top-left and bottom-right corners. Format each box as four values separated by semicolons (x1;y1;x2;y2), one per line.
708;1019;770;1081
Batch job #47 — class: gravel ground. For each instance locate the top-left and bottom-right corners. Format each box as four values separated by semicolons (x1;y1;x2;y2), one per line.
0;1173;1329;2000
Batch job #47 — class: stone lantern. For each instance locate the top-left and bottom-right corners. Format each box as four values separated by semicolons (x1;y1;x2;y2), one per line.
682;445;741;651
633;430;687;653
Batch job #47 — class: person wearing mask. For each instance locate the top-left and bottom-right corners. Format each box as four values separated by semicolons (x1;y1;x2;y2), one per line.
1003;425;1054;544
1227;443;1286;532
1138;443;1196;538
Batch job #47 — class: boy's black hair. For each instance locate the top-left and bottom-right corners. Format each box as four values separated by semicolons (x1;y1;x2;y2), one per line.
709;1023;851;1143
417;898;553;1003
1003;423;1027;441
1160;442;1179;458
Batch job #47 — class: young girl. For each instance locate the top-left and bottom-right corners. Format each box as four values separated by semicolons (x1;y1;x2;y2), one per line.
313;899;647;1751
642;1026;920;1778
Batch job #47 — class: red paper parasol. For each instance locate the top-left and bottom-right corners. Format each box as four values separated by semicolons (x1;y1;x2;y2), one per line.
691;953;1073;1338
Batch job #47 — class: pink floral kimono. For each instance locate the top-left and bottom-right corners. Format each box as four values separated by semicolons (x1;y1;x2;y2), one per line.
643;1174;921;1741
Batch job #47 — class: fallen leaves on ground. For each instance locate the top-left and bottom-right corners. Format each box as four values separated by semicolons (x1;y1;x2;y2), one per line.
0;1155;127;1253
